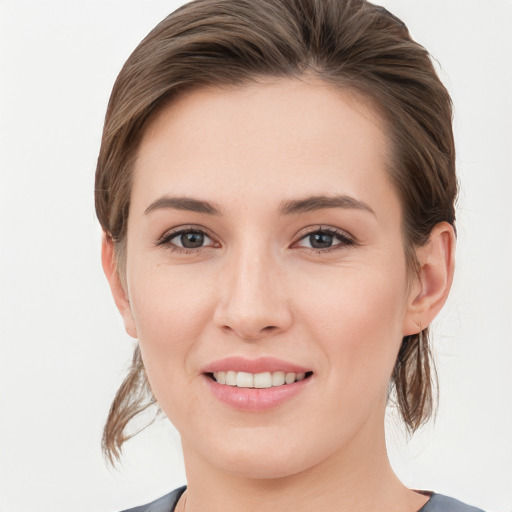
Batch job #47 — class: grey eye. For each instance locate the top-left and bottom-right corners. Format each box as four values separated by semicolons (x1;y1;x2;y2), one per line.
295;228;354;251
178;231;206;248
166;229;214;249
308;232;334;249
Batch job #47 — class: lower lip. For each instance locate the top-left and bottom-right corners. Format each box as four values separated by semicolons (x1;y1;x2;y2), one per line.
204;375;312;411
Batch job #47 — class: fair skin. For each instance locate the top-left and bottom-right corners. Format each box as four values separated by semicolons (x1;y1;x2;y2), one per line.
103;78;455;512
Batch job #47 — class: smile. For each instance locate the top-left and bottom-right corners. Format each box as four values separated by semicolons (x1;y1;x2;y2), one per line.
210;370;312;388
202;358;314;411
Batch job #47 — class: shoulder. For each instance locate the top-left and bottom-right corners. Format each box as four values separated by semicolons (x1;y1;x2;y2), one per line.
120;486;187;512
119;488;485;512
421;493;486;512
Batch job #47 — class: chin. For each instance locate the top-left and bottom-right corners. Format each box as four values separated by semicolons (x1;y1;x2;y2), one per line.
220;454;311;480
195;430;329;481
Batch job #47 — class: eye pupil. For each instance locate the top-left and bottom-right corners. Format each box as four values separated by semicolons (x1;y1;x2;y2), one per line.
310;233;333;249
181;232;204;248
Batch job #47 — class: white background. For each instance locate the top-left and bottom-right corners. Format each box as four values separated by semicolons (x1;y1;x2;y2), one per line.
0;1;511;511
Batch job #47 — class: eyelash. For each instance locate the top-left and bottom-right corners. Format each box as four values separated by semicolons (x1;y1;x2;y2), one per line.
156;226;356;255
156;226;219;254
295;227;356;253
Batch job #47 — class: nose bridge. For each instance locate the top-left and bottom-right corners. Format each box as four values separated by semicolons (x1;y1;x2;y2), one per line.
214;236;291;339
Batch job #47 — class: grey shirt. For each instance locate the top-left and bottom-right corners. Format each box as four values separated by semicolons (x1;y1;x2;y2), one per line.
121;486;486;512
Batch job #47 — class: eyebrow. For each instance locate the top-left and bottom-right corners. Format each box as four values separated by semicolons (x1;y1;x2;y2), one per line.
144;193;375;217
144;196;222;216
279;194;375;216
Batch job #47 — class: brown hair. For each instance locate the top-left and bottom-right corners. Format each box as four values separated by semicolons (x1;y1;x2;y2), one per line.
95;0;456;464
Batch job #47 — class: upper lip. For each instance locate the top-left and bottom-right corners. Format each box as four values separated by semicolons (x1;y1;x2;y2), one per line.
201;356;311;375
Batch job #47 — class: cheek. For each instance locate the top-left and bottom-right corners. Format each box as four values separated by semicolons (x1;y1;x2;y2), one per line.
127;265;214;385
294;261;407;384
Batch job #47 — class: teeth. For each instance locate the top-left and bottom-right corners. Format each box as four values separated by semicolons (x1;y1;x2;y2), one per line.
272;371;285;386
285;372;296;384
226;370;237;386
212;370;309;388
253;372;272;388
236;371;253;388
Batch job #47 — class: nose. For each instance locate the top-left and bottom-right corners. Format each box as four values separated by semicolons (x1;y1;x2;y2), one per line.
213;245;293;340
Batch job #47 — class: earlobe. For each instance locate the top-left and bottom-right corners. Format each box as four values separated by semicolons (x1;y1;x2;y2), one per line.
101;233;138;338
403;222;456;336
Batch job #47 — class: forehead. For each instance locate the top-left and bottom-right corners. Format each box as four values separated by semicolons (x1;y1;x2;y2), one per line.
132;78;396;218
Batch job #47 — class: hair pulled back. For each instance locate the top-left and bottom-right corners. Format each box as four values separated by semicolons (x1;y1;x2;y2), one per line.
95;0;456;464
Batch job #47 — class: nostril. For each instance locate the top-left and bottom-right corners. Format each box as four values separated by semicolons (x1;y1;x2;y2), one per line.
219;324;281;340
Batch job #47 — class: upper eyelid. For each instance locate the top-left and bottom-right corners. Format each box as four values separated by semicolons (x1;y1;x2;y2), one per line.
295;225;354;241
156;225;218;246
156;224;355;248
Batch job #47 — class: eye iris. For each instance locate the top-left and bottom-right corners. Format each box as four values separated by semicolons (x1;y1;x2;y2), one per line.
310;232;333;249
180;232;204;248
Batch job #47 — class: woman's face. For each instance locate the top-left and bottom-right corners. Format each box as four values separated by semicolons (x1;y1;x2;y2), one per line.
121;78;420;479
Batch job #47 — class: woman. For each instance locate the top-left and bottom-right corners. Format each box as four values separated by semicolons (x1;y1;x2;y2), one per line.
95;1;484;511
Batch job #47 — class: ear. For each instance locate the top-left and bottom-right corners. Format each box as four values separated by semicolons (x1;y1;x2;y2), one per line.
101;233;138;338
403;222;456;336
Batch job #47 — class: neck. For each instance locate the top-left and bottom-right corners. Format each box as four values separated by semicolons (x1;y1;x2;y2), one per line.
179;418;428;512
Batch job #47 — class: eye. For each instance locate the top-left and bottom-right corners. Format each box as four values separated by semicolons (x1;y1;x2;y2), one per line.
157;228;218;252
295;228;355;251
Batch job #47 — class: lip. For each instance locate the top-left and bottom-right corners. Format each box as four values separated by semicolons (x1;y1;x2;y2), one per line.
203;375;312;411
201;356;311;374
201;357;313;411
